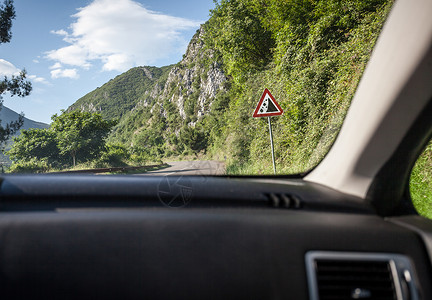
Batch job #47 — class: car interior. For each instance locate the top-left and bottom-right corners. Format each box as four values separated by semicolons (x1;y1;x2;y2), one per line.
0;0;431;299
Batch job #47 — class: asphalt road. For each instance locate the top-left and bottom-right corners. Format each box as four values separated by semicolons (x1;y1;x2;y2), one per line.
136;160;225;176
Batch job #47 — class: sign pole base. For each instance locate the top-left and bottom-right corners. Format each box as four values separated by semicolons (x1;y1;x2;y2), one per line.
268;117;276;174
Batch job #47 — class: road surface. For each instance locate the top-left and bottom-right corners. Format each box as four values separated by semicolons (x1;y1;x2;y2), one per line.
136;160;225;176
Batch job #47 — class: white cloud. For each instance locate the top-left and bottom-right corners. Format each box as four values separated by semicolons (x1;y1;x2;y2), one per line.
50;29;68;36
49;62;62;69
46;0;200;72
47;45;92;69
0;59;50;85
102;53;132;72
28;75;50;85
0;59;20;76
50;68;79;79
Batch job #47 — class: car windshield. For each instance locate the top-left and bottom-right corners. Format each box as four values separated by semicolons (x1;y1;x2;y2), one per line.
1;0;394;176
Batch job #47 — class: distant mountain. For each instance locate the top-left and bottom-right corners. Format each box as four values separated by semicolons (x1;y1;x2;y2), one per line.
68;65;173;120
0;106;49;132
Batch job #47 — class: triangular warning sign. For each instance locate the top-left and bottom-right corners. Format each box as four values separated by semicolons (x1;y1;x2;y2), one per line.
253;88;283;117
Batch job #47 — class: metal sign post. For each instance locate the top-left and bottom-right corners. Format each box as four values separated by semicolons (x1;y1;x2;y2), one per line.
252;89;284;175
267;117;276;174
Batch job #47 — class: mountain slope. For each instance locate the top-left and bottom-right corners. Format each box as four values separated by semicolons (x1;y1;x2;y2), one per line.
68;65;173;120
0;106;49;131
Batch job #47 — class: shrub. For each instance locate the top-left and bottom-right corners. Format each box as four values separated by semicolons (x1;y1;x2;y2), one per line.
93;143;130;168
9;158;51;173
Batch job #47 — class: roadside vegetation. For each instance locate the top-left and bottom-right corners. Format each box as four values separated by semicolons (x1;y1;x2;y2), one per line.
6;110;161;173
410;141;432;219
204;0;394;174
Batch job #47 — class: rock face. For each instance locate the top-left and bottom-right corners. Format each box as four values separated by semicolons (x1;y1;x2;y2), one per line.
78;102;101;113
103;26;228;148
197;62;226;118
67;26;228;153
154;26;227;122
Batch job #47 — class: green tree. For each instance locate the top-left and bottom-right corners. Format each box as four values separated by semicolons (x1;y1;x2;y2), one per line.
0;0;31;149
179;125;208;152
51;111;117;167
0;0;14;43
7;128;60;164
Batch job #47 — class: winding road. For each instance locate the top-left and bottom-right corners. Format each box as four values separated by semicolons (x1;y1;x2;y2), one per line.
136;160;225;176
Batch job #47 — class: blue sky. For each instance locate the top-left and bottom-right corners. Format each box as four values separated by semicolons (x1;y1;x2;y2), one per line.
0;0;215;123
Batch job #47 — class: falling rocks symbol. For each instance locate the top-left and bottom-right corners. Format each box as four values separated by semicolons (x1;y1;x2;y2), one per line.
253;88;283;118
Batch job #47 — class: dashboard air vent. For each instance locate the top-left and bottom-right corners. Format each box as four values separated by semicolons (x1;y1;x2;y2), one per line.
306;251;419;300
266;193;301;209
316;260;395;299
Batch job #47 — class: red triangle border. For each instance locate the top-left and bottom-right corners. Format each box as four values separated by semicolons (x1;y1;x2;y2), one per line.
252;88;284;117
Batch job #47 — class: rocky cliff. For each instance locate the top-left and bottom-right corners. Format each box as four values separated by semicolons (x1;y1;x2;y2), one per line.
160;27;227;122
69;27;229;156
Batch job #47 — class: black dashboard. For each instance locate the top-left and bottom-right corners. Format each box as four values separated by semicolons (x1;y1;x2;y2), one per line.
0;175;431;299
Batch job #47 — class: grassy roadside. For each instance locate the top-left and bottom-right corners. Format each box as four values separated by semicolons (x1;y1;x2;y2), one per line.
410;142;432;219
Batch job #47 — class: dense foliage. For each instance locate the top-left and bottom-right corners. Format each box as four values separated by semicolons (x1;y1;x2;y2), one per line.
0;0;14;43
203;0;393;174
7;129;59;165
51;111;117;166
8;111;117;171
